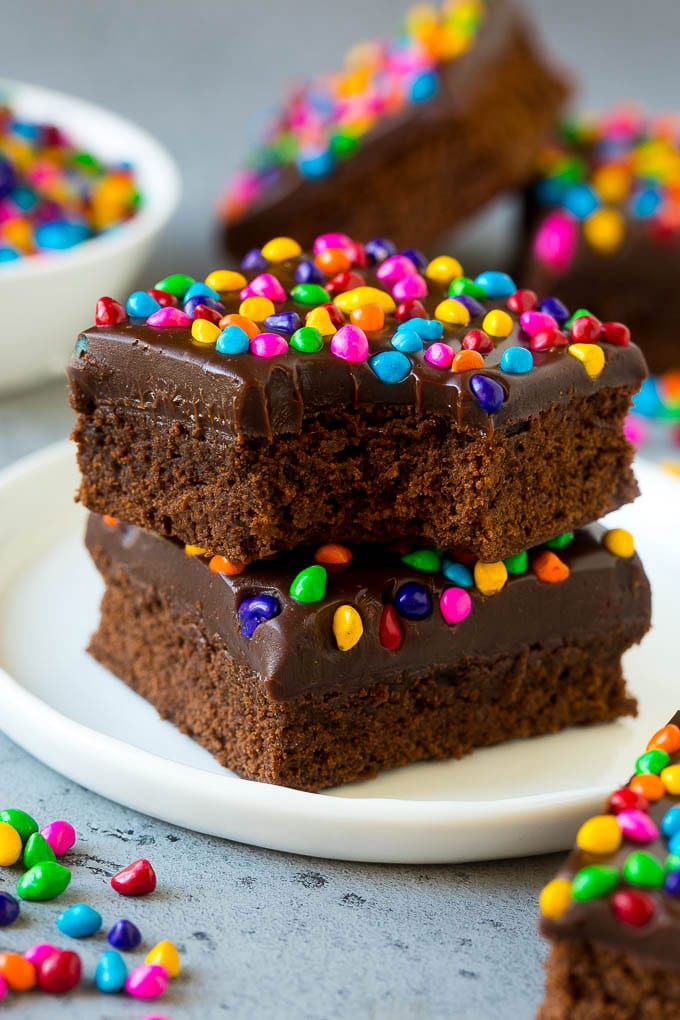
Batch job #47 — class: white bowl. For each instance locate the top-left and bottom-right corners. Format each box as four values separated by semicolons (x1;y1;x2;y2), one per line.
0;79;181;393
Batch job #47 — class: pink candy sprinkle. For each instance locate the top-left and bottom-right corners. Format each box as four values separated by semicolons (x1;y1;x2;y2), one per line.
424;343;454;369
519;311;559;338
240;273;286;303
250;332;288;358
40;820;76;857
24;943;58;967
617;809;659;843
125;964;169;1000
330;324;369;362
440;587;472;625
0;973;6;1002
146;307;192;328
533;210;578;274
376;254;417;283
313;232;352;255
392;273;428;301
624;414;648;448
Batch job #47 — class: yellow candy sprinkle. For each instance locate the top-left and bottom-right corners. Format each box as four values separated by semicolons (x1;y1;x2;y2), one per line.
592;165;630;204
261;236;302;263
184;544;208;557
434;298;470;326
332;604;364;651
205;269;246;292
306;306;337;336
539;879;572;920
239;296;275;322
425;255;463;284
662;765;680;795
0;821;22;867
568;342;606;380
191;319;220;345
474;561;507;596
603;528;635;559
576;815;622;855
482;309;513;338
145;940;181;979
583;208;625;255
334;286;395;313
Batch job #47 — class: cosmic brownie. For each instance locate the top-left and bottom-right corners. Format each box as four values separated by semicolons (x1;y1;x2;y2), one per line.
538;712;680;1020
519;107;680;377
86;517;650;791
68;235;647;566
220;0;569;256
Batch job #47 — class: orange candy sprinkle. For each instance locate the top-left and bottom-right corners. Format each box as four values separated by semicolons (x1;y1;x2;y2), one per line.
532;550;570;584
209;555;245;576
218;313;259;339
315;248;351;275
451;349;484;373
314;543;353;568
629;773;666;801
647;723;680;754
102;515;118;527
0;952;36;992
349;302;385;332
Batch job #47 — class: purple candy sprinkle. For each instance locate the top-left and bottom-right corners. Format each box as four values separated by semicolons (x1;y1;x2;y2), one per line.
538;296;570;325
294;260;325;285
241;248;267;272
364;238;396;264
238;594;281;638
451;293;485;317
264;311;303;335
470;374;505;414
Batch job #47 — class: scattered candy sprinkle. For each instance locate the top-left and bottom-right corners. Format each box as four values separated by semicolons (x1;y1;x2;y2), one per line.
604;528;635;559
108;918;142;952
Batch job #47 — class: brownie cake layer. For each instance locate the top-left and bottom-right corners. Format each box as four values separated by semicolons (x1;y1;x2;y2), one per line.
68;241;647;566
86;516;650;790
538;713;680;1018
221;0;570;256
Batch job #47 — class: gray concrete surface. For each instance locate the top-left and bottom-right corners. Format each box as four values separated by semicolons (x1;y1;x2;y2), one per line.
1;1;680;1016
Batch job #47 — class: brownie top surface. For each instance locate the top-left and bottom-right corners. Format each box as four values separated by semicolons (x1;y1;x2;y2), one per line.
87;514;650;701
539;712;680;973
71;234;647;440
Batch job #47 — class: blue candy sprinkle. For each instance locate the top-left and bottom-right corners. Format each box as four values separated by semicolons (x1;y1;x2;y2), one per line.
441;559;474;588
631;186;662;219
669;831;680;856
57;903;103;938
74;335;89;357
536;177;566;205
107;919;141;952
295;260;325;285
369;350;411;385
410;71;439;103
396;317;443;341
217;325;250;355
662;806;680;838
298;149;335;179
474;271;516;299
35;220;90;250
126;290;161;318
184;281;221;304
238;594;281;638
632;376;664;418
665;871;680;897
264;311;302;335
0;891;19;927
395;582;432;621
562;183;599;220
11;186;37;211
95;950;128;993
500;346;533;374
0;245;20;262
241;248;267;272
365;238;396;264
391;329;423;353
538;297;569;325
470;374;505;414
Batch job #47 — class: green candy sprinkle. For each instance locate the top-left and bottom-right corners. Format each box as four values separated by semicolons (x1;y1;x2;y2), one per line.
401;549;441;573
571;865;619;902
290;283;330;306
623;851;666;889
504;550;528;575
289;565;327;603
565;308;592;329
545;533;574;550
154;273;196;300
331;132;359;159
290;326;323;354
23;832;56;870
0;808;38;846
665;853;680;874
635;749;670;775
448;276;486;301
17;861;71;902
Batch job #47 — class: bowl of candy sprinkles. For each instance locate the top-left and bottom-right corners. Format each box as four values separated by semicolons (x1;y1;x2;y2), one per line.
0;79;180;393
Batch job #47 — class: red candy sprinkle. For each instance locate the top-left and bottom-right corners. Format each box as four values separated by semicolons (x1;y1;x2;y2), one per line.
38;950;82;994
601;321;631;347
611;890;655;928
95;296;127;326
570;314;602;343
346;240;369;268
394;299;427;323
608;786;648;814
148;288;179;308
507;289;537;314
325;270;364;296
530;328;568;351
462;329;493;354
192;303;222;325
321;302;345;328
379;605;402;651
111;858;157;897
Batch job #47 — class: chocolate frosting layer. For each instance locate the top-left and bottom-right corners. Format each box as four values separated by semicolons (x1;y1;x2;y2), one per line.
86;515;650;702
541;712;680;974
68;252;647;442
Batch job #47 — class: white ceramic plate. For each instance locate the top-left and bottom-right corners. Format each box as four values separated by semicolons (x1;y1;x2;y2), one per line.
0;442;675;863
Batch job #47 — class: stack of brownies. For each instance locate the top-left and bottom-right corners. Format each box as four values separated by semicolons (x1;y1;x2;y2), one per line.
68;232;652;792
